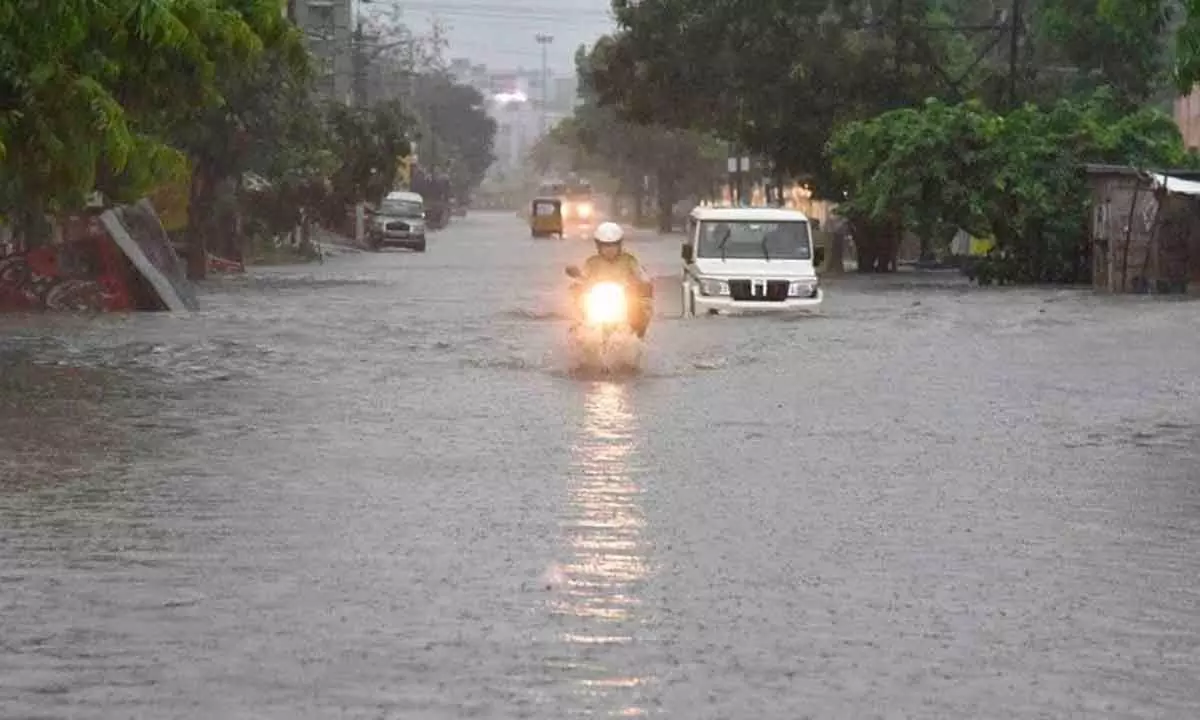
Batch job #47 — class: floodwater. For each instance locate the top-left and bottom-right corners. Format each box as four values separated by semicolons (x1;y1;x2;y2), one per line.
3;212;1200;719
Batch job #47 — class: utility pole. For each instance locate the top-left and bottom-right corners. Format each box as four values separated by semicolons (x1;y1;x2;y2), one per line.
726;141;736;204
894;0;904;109
352;19;367;107
1008;0;1021;109
535;33;553;137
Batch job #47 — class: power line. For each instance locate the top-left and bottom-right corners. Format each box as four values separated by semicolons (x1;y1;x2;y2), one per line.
377;12;608;30
367;0;612;16
361;1;612;23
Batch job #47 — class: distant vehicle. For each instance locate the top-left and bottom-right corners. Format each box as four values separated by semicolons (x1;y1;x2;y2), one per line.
529;196;564;238
368;191;426;252
534;178;595;238
680;206;823;316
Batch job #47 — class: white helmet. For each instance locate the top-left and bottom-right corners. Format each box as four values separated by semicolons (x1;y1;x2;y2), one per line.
593;221;624;245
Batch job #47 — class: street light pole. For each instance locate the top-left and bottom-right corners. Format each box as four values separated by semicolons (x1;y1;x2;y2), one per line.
352;19;367;107
535;33;553;137
1007;0;1022;109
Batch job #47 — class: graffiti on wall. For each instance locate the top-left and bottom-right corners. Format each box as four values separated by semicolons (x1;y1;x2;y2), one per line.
0;203;198;313
0;249;111;311
0;214;136;312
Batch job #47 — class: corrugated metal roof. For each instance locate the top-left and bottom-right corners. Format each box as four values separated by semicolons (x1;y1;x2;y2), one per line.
1148;172;1200;196
1082;163;1200;180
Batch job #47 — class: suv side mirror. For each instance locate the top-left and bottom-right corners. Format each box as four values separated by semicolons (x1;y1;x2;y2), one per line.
565;265;582;278
681;244;694;263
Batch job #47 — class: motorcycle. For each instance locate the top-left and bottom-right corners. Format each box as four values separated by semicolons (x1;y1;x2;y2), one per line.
564;266;650;373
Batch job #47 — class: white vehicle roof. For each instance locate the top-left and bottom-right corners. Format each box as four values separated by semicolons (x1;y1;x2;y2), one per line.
385;190;424;203
689;205;810;223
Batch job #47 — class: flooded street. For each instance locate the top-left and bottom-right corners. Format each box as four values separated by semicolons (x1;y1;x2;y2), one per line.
4;211;1200;718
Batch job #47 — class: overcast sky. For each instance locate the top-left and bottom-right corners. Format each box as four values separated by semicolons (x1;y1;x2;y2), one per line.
360;0;617;74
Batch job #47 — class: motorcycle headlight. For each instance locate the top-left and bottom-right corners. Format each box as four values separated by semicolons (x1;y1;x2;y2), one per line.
699;278;729;296
583;282;628;325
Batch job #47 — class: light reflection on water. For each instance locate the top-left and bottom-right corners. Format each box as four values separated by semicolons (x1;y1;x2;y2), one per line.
553;380;653;715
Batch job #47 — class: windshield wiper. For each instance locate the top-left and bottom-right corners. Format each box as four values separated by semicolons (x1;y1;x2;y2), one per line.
761;235;770;261
716;228;732;260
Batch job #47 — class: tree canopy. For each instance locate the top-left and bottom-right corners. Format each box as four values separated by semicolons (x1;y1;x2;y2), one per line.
536;43;723;230
0;0;500;274
0;0;270;226
411;72;496;202
572;0;1200;279
829;91;1197;280
585;0;1192;197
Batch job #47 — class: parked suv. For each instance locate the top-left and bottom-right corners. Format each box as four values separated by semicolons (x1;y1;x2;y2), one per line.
368;191;427;252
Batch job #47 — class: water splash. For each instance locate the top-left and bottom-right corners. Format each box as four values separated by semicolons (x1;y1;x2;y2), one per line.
566;329;645;377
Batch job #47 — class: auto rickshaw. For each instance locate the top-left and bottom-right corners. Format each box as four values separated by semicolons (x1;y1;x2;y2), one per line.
530;197;563;238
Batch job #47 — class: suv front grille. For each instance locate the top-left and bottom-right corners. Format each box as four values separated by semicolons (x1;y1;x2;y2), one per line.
728;279;789;301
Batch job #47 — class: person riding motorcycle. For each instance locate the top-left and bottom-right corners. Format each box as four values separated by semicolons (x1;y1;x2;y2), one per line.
574;221;654;338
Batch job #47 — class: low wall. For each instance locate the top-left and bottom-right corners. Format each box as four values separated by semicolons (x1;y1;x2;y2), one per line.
0;202;197;312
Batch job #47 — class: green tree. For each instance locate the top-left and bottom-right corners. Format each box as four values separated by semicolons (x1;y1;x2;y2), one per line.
168;0;311;276
562;42;723;230
589;0;959;195
1035;0;1174;107
829;91;1195;282
589;0;1181;185
1176;0;1200;92
411;73;496;203
0;0;262;245
324;100;414;216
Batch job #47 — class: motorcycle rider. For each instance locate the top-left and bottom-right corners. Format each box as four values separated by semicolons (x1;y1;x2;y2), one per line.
574;221;654;338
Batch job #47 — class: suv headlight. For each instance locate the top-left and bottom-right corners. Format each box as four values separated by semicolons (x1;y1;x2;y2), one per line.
788;280;819;297
698;278;729;296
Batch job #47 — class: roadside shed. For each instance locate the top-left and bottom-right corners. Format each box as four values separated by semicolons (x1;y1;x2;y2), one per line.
1085;164;1200;293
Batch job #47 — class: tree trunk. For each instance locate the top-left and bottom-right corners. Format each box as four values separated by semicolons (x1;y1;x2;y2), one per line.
13;202;51;251
918;184;936;263
656;169;678;234
228;178;245;263
919;230;934;263
824;230;846;274
300;216;313;255
213;176;239;263
851;217;901;273
186;163;215;280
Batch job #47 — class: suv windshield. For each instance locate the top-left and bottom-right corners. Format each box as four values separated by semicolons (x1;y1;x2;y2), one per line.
380;199;423;218
697;220;811;260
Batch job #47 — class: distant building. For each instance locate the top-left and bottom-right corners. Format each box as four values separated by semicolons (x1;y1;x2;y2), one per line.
447;58;580;177
486;88;571;177
448;58;491;96
551;75;579;113
291;0;353;105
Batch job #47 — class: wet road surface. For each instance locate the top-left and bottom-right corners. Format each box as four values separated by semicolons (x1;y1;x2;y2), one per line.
3;212;1200;718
